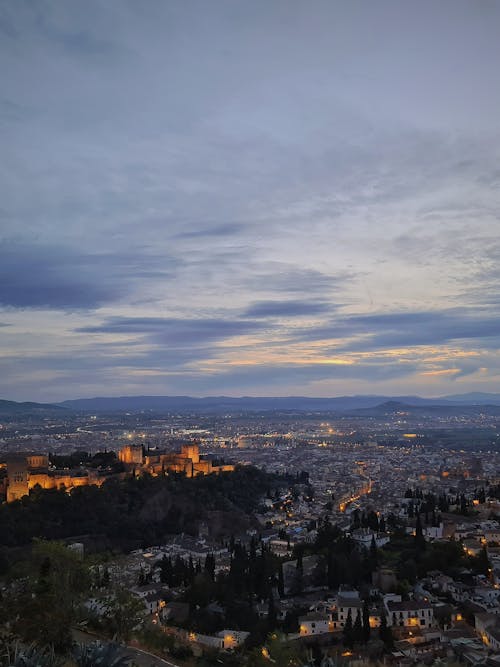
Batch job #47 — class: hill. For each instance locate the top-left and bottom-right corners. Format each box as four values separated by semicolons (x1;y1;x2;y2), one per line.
57;392;500;413
0;399;68;417
0;465;288;550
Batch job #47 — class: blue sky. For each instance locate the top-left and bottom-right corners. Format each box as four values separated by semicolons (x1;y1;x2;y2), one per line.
1;0;499;401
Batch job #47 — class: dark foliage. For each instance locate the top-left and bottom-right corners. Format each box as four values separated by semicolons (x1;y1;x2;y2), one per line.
0;466;288;550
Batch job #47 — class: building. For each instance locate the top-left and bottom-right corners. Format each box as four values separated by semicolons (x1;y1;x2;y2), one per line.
4;442;234;503
120;443;234;479
118;444;143;464
330;593;364;630
6;455;29;502
384;596;434;628
299;612;332;636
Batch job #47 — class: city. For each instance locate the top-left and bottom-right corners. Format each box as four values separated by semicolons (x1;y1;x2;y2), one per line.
1;397;500;664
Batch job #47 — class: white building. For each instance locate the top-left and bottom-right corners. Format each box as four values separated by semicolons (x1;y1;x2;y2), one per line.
330;594;364;631
385;596;434;628
299;612;332;636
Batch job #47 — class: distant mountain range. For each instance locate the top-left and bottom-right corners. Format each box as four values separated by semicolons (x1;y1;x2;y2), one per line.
0;399;67;417
57;392;500;413
1;392;500;417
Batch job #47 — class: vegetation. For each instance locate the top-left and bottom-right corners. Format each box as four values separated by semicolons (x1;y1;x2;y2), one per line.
0;642;63;667
71;642;129;667
2;540;90;653
49;451;124;473
0;466;289;551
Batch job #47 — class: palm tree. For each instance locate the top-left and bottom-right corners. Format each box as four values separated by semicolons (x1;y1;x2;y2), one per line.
72;642;130;667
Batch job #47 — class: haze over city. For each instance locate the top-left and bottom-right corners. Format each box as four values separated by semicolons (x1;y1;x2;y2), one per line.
1;0;499;402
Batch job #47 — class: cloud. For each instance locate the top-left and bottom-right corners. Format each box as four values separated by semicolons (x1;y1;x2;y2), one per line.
244;299;332;318
76;315;267;345
246;266;350;297
0;241;178;310
289;308;500;350
146;358;425;394
172;223;242;240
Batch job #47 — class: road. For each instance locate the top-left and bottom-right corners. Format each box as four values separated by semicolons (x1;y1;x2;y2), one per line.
72;628;182;667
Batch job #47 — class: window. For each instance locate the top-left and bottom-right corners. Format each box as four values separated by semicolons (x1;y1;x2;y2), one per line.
420;619;425;625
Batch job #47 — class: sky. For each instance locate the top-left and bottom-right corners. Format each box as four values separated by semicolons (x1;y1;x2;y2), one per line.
1;0;500;402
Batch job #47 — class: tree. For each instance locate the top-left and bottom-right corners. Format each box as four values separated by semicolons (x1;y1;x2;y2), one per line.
0;642;63;667
362;600;371;643
476;546;491;577
104;588;145;641
204;553;215;581
369;535;378;567
247;633;306;666
415;513;426;551
12;540;90;653
277;563;285;597
379;614;393;649
101;567;110;588
291;547;304;595
267;590;277;631
343;610;354;648
353;610;364;645
366;511;379;532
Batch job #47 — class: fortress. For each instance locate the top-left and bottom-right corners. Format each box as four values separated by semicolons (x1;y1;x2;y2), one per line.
3;443;234;503
4;453;108;503
118;442;234;478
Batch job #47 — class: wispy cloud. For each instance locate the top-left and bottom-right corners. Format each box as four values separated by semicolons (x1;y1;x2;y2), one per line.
76;315;268;345
243;299;332;318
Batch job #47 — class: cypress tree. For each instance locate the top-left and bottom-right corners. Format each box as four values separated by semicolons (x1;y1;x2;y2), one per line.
379;614;393;649
415;513;426;551
343;609;354;648
370;535;378;567
353;609;363;644
362;600;371;643
277;563;284;597
267;589;277;631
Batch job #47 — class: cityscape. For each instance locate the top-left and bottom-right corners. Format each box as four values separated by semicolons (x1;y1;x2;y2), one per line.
1;396;500;665
2;1;500;666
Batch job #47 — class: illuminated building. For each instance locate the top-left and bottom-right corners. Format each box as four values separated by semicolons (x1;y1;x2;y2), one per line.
6;455;29;502
118;444;143;464
121;442;234;478
4;442;234;503
384;598;434;628
5;452;107;502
